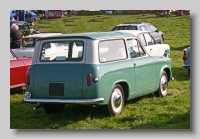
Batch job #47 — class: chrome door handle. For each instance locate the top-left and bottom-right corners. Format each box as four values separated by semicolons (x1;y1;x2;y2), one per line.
150;48;153;50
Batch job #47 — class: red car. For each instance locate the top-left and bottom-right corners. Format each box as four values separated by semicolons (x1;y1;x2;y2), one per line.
10;49;32;89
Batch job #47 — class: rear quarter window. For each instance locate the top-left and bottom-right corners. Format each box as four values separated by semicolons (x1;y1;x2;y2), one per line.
99;39;127;62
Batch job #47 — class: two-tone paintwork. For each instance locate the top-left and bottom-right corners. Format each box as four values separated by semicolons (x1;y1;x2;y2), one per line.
24;32;172;105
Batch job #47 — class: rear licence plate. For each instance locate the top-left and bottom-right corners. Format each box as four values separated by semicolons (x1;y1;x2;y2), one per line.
49;83;64;96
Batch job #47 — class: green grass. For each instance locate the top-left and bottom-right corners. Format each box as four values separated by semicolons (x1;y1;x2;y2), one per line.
10;13;190;129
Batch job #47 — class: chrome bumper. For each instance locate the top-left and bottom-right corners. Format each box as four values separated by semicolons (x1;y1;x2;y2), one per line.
182;64;190;68
23;98;104;104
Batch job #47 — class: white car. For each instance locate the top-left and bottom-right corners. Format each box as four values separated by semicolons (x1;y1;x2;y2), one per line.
12;33;62;58
112;30;170;57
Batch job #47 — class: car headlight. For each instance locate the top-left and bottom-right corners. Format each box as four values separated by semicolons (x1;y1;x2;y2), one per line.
24;91;31;98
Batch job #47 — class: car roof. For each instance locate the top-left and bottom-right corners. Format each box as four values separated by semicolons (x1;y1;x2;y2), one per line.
111;30;150;35
37;32;137;41
116;22;151;26
23;33;62;38
10;21;28;25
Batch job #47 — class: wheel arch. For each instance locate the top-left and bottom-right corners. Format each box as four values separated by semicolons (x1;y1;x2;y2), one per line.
112;81;129;101
161;67;171;82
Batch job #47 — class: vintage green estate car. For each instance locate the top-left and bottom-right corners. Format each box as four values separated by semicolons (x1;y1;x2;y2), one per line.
23;31;173;116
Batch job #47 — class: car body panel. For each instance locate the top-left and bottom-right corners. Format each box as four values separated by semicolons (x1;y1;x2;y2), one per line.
10;49;32;89
24;32;172;105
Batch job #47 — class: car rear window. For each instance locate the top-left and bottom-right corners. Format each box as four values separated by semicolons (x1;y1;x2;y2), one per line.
40;41;84;62
111;26;138;31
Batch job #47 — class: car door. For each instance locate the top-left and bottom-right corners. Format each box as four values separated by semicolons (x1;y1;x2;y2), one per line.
139;33;160;56
147;24;161;43
126;38;157;94
10;51;25;88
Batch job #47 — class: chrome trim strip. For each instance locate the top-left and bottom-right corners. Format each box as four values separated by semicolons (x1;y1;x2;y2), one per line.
23;98;104;104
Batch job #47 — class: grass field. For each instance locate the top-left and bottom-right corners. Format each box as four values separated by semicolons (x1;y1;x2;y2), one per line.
10;13;190;129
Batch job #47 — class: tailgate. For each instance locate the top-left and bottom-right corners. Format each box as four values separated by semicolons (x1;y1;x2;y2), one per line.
33;63;84;99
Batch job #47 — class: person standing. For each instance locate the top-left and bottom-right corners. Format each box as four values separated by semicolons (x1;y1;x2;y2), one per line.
10;24;24;49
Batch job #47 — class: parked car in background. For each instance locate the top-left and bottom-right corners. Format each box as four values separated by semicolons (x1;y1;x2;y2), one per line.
111;22;164;44
10;49;32;89
175;10;190;16
23;31;173;116
12;33;62;58
10;21;40;36
112;30;170;57
156;10;171;17
182;46;190;74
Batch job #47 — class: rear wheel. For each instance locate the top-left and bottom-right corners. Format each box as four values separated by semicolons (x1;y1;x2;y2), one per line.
107;84;125;116
155;71;168;97
43;104;65;114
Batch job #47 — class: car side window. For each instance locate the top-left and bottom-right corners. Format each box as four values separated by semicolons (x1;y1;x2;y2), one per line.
127;39;146;58
99;39;127;62
22;38;35;47
137;34;147;46
143;33;155;45
150;25;157;32
139;25;148;31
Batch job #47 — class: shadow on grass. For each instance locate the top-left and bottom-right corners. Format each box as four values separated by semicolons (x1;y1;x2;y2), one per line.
125;93;156;106
38;22;50;24
65;24;76;26
10;87;25;95
88;19;104;22
171;45;190;51
10;101;110;129
172;66;190;81
117;110;190;129
63;19;74;22
37;26;51;28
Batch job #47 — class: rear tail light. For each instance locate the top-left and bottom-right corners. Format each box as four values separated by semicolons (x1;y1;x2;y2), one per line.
183;50;187;60
26;73;30;85
87;73;92;86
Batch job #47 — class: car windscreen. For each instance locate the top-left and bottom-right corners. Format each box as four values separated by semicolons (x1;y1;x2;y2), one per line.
111;26;138;31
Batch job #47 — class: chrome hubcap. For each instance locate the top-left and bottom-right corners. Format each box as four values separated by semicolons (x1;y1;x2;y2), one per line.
111;88;122;113
161;75;167;95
